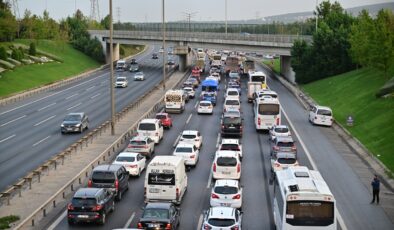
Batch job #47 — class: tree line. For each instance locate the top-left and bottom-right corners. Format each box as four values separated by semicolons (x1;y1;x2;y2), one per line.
291;1;394;88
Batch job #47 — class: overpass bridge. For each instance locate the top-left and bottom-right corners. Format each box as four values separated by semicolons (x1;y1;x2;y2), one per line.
89;30;312;82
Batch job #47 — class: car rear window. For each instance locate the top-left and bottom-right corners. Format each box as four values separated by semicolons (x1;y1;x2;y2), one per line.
182;134;196;139
223;117;241;125
64;114;81;121
274;127;289;133
208;218;235;227
175;147;193;153
143;208;169;219
228;91;238;96
225;100;239;105
92;171;115;183
277;158;297;164
217;157;237;166
277;141;294;147
200;102;211;106
214;186;238;194
139;123;156;131
72;197;96;206
116;156;135;162
317;109;332;116
220;144;240;151
130;140;146;145
156;115;166;119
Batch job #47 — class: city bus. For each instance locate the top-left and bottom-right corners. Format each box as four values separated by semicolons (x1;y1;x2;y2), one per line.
273;166;336;230
249;71;267;89
254;97;281;130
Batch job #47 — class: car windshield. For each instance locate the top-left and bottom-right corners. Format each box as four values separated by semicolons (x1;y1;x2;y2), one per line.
130;140;146;145
208;218;235;227
274;127;289;133
143;208;169;219
214;186;238;194
139;123;156;131
176;147;193;153
91;171;115;183
155;115;166;119
116;156;135;162
317;109;332;116
225;100;239;106
223;117;241;125
228;91;238;96
136;72;143;75
72;197;96;206
277;141;294;147
217;157;237;166
64;114;81;121
200;102;211;106
220;144;240;151
277;158;297;164
116;78;126;82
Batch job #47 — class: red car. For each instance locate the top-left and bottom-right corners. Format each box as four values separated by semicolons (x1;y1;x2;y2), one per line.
155;113;173;129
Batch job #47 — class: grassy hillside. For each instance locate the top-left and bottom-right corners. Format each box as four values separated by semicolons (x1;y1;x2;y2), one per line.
0;39;100;97
263;59;280;73
302;68;394;173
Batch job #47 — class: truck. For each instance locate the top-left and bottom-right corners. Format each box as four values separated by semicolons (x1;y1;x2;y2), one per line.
144;156;188;205
243;60;255;76
196;58;205;73
247;81;263;103
165;90;186;113
225;56;240;75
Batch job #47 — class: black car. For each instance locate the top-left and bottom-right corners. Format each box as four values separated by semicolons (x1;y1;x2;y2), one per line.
67;188;115;225
137;202;180;230
61;112;89;134
88;164;129;201
152;53;158;59
221;112;243;137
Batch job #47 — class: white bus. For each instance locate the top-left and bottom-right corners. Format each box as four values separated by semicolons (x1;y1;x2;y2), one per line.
273;166;336;230
248;71;267;89
254;97;281;130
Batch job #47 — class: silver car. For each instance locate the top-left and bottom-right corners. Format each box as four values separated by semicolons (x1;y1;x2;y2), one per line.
61;112;89;134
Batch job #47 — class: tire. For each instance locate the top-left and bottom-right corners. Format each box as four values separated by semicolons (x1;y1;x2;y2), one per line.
116;190;122;201
138;168;141;177
67;219;75;225
110;201;115;212
80;127;83;133
100;213;106;225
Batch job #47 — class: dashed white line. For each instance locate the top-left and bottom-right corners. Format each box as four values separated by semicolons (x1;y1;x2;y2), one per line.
86;86;95;91
90;93;101;99
124;212;135;228
206;167;213;189
47;210;66;230
197;213;204;230
173;135;180;148
34;115;56;127
38;102;56;111
0;115;26;127
65;93;78;100
66;102;82;111
194;101;199;108
32;136;51;147
186;114;193;124
0;134;16;143
215;133;221;148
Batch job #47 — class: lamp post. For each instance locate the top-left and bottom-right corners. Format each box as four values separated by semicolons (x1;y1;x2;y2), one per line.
162;0;166;90
109;0;115;135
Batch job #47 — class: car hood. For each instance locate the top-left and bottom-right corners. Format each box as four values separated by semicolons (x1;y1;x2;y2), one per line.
62;121;81;125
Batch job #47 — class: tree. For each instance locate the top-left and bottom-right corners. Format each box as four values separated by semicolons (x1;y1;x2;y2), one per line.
0;46;7;59
100;14;111;30
29;42;36;55
349;10;373;67
0;0;18;41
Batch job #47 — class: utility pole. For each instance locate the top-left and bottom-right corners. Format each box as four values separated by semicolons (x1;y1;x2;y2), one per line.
182;11;197;32
90;0;100;21
162;0;166;91
116;7;121;24
109;0;115;135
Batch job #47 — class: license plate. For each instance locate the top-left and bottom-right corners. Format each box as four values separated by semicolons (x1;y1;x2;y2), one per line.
220;203;231;207
148;223;160;228
67;128;72;131
149;188;160;193
222;171;231;175
78;215;89;219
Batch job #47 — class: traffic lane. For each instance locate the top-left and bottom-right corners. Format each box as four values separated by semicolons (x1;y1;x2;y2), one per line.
258;65;393;229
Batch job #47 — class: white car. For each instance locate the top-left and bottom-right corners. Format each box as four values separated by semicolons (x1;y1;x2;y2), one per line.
271;152;298;173
113;152;146;176
173;142;199;167
218;139;242;159
269;125;291;141
212;150;241;180
223;98;240;113
179;130;203;149
225;88;240;100
125;136;155;158
202;207;242;230
309;105;333;127
210;179;243;209
197;101;213;114
114;76;128;88
134;71;145;81
183;87;195;99
211;72;221;83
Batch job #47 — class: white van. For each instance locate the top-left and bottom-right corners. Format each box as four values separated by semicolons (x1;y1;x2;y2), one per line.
137;119;164;144
165;90;186;113
144;156;188;205
309;105;333;127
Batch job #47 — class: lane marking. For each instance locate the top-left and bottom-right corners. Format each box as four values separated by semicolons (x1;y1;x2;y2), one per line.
90;93;101;99
186;114;192;124
0;115;26;127
194;101;199;108
47;210;66;230
37;102;56;111
66;102;82;111
65;93;78;100
173;135;180;148
215;133;221;148
124;211;135;228
33;115;56;127
206;168;213;189
197;213;204;230
32;135;51;147
0;134;16;143
281;107;348;230
86;86;95;91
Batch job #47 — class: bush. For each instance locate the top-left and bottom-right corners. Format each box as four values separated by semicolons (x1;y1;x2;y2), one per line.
119;46;125;56
376;77;394;97
29;42;36;55
0;47;8;60
0;215;20;229
11;49;24;61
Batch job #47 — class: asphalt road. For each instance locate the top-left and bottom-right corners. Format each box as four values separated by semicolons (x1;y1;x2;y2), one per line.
0;47;178;191
48;61;393;230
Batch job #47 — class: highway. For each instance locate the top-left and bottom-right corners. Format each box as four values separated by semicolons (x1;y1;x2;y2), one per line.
0;47;177;191
47;62;393;229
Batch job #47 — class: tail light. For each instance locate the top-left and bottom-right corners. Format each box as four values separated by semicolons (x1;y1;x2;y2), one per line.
211;193;219;199
273;146;279;151
127;144;132;148
67;203;74;210
176;188;180;200
276;117;280;125
137;223;143;229
232;194;241;199
204;224;212;230
291;146;297;151
88;179;92;187
258;117;261;126
294;162;299;166
231;225;240;230
274;162;281;167
240;125;243;131
165;224;172;230
144;187;146;197
190;155;195;159
237;164;241;173
92;204;103;211
115;180;119;191
314;116;317;120
213;163;216;172
130;165;138;168
155;132;159;136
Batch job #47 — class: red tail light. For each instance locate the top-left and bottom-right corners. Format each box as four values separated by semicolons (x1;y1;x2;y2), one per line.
273;146;279;151
130;165;138;168
274;162;281;167
204;224;212;230
92;204;103;211
190;155;195;159
231;225;240;230
221;125;225;130
258;117;261;125
115;180;119;191
127;144;132;148
165;224;172;230
237;164;241;173
213;163;216;172
291;146;297;151
88;179;92;187
232;194;241;199
155;132;159;136
211;193;219;199
67;203;74;210
137;223;143;229
176;188;180;200
276;117;280;125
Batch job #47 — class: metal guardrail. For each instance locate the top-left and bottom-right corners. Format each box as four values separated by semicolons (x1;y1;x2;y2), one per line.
5;67;190;229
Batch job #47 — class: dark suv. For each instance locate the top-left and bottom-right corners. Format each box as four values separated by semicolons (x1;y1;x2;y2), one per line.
88;164;129;201
221;112;243;137
137;202;180;229
61;112;89;134
67;188;115;225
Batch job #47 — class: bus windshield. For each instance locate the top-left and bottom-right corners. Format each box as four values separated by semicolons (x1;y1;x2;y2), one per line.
251;75;265;83
258;104;280;115
286;201;335;226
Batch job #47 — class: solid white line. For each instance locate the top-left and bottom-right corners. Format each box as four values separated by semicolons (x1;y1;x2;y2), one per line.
86;86;95;91
0;115;26;127
124;211;135;228
65;93;78;100
90;93;101;99
32;135;51;147
66;102;82;111
37;102;56;111
206;169;213;189
33;115;56;127
215;133;221;148
196;213;204;230
173;135;180;148
194;101;199;108
186;114;192;124
281;107;348;230
47;210;66;230
0;134;16;143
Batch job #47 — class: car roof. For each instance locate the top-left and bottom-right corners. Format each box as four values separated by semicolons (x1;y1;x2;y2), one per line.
117;152;139;157
214;179;239;187
74;188;102;198
67;112;84;116
208;207;236;219
275;136;294;142
140;119;159;124
200;100;212;104
182;130;198;135
215;150;238;157
221;139;240;145
223;112;241;118
273;125;289;129
227;88;239;92
176;142;195;148
315;105;332;111
131;135;150;141
116;76;126;79
93;164;123;172
183;87;193;90
145;202;172;209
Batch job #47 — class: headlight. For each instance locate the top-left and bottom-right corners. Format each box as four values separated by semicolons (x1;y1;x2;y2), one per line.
75;124;81;127
61;124;64;127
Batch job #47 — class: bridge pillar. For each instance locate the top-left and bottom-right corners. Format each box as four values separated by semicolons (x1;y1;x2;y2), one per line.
174;45;189;72
105;42;120;64
280;55;296;83
178;55;187;72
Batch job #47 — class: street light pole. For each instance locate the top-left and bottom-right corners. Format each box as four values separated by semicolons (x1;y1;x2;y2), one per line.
109;0;115;135
162;0;166;91
225;0;228;35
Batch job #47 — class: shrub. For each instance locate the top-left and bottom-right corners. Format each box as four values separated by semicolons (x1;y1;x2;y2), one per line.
0;47;8;60
0;215;20;229
119;46;125;56
11;48;24;61
29;42;36;55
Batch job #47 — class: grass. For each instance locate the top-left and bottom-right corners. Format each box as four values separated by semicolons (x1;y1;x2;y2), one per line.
0;215;19;229
0;39;101;98
302;68;394;173
263;58;280;73
120;44;145;59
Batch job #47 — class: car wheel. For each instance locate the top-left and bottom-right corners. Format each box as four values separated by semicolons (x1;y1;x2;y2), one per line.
67;219;74;225
100;213;106;225
110;201;115;212
116;191;122;201
80;127;83;133
138;168;141;177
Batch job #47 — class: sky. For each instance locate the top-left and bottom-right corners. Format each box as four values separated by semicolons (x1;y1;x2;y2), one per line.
15;0;392;23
